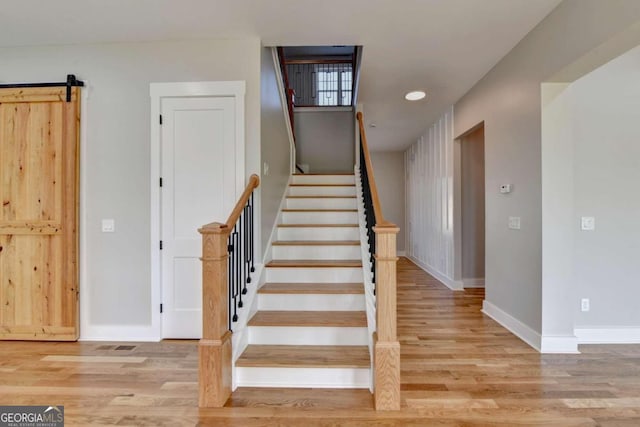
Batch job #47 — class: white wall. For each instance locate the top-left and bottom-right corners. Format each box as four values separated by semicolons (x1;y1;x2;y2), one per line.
453;0;640;341
460;126;485;282
404;107;458;289
541;44;640;349
568;45;640;331
0;38;261;338
260;47;291;255
541;82;576;347
294;108;355;173
370;152;405;252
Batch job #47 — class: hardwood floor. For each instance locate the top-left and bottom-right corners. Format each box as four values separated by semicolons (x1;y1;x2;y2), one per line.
1;257;639;425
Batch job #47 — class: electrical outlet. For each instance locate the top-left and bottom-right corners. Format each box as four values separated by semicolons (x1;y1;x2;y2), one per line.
581;298;590;312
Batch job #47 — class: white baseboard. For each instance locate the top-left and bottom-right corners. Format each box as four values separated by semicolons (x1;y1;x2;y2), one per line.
80;325;160;342
575;327;640;344
463;277;485;288
482;300;541;352
540;335;579;354
397;250;406;257
407;256;463;290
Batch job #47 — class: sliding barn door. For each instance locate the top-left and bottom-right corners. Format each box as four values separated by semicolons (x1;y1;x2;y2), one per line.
0;86;80;340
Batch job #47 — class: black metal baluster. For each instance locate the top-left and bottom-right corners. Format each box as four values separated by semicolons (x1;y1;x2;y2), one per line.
224;184;258;331
243;205;249;293
360;138;377;295
235;228;242;309
249;193;255;273
229;228;239;323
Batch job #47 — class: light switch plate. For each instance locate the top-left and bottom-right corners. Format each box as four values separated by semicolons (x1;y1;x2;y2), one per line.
581;216;595;231
508;216;521;230
102;219;115;233
500;184;512;194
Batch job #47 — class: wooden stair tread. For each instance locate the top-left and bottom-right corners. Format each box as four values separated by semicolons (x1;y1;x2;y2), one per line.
282;209;357;212
289;184;355;187
236;345;369;368
259;283;364;294
266;260;362;268
248;311;367;327
272;240;360;246
286;196;356;199
277;223;358;228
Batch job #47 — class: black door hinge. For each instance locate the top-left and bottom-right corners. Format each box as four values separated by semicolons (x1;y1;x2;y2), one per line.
160;240;163;250
160;303;163;313
159;177;163;187
159;114;163;125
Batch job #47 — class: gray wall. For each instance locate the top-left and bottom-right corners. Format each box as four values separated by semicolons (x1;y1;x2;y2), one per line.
294;108;355;173
454;0;640;334
460;126;485;281
0;38;261;334
371;152;405;252
569;45;640;328
260;47;291;254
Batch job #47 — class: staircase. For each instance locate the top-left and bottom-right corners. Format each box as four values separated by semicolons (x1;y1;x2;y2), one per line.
235;173;371;388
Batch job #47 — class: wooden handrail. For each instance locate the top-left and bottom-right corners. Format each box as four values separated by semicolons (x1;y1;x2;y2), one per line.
283;58;353;65
225;174;260;228
277;47;296;145
356;112;392;227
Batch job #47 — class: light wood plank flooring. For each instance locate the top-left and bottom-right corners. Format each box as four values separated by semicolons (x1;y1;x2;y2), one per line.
1;258;639;426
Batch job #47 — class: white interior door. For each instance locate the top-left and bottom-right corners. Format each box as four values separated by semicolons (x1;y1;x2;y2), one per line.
161;96;236;338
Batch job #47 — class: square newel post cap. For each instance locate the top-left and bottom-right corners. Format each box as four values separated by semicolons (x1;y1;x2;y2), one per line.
199;222;229;235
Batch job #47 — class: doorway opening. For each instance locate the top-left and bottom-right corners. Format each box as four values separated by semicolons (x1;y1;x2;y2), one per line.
457;123;485;288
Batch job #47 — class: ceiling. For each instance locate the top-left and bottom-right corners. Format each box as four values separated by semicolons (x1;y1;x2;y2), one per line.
0;0;562;151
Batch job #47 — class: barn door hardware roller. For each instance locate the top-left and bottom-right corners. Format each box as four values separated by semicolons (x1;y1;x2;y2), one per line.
0;74;85;102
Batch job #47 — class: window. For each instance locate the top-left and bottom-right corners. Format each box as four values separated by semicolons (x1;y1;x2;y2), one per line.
286;62;353;106
317;71;338;106
316;65;352;106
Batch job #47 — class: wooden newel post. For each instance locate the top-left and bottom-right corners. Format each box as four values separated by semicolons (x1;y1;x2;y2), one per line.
374;223;401;411
198;222;232;407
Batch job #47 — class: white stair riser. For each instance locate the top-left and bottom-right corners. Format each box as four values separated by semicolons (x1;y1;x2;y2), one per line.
286;198;357;210
235;367;370;388
272;245;360;260
248;326;368;345
282;211;358;224
291;175;355;185
266;267;363;283
289;186;356;197
277;227;359;241
258;294;365;311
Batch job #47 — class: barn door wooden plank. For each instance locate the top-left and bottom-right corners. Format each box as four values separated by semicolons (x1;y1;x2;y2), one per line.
0;86;79;340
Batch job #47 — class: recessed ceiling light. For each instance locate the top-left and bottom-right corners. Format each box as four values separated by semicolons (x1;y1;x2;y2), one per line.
405;90;426;101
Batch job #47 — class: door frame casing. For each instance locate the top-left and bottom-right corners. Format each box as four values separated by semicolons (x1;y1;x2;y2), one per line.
150;81;246;340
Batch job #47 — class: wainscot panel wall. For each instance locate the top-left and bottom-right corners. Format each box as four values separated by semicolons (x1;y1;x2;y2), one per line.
404;106;458;289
